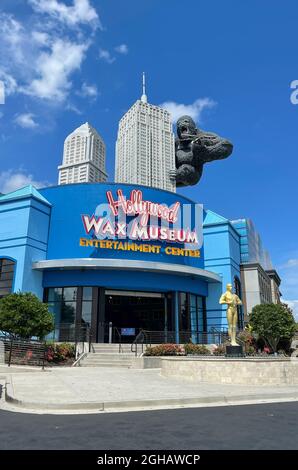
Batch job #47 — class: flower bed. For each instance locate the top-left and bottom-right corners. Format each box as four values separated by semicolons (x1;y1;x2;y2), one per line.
144;344;184;356
44;342;75;366
184;343;209;355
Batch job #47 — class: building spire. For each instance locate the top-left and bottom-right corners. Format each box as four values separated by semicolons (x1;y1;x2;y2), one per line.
141;72;147;103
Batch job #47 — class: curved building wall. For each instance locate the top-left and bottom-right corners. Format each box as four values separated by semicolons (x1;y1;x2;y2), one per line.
39;182;204;271
1;182;245;341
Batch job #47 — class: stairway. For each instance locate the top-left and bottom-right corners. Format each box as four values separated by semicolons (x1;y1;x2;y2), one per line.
79;343;136;368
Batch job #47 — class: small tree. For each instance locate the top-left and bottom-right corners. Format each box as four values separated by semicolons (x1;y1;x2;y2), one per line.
250;303;296;353
0;292;54;339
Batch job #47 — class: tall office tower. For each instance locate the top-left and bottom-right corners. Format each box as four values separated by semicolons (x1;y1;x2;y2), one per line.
115;74;176;192
58;122;108;185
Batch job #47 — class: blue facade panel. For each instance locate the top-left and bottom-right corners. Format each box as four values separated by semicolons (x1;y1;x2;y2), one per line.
0;194;51;298
43;269;209;297
203;219;241;330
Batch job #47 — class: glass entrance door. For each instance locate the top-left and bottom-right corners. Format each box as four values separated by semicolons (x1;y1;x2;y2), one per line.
104;290;166;343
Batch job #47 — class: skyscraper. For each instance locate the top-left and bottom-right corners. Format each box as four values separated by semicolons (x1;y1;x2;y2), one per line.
58;122;108;185
115;74;176;192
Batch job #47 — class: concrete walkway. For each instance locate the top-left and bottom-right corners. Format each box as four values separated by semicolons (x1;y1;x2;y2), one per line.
1;366;298;414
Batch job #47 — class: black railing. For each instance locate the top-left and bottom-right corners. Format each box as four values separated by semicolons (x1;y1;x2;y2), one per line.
114;327;123;353
131;329;146;356
47;323;92;354
209;327;229;345
0;335;46;368
141;330;229;346
102;322;123;352
0;323;93;368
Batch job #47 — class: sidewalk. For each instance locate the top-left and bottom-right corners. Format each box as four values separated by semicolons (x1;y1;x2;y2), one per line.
1;366;298;414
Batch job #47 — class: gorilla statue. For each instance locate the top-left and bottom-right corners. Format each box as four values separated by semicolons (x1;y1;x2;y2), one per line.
170;115;233;187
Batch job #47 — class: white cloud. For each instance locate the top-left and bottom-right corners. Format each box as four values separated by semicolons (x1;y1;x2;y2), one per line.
14;113;38;129
282;300;298;321
66;103;82;115
0;13;23;48
0;71;18;97
31;31;50;46
99;48;115;64
23;39;88;101
78;82;98;98
283;259;298;268
0;82;4;105
0;170;48;194
0;4;98;108
115;44;128;55
160;97;217;124
0;13;27;66
28;0;100;29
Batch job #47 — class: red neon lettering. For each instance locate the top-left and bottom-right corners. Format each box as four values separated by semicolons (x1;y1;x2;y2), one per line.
106;189;180;225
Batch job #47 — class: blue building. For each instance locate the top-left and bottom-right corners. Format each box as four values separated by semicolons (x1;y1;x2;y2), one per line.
0;181;277;343
230;219;280;319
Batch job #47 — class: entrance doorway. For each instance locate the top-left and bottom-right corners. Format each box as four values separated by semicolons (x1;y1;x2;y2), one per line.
104;290;169;343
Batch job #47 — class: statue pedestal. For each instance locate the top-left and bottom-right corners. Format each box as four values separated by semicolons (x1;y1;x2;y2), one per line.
225;345;244;357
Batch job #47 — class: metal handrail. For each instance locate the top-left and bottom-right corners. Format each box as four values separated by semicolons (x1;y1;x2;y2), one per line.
210;326;229;333
140;330;229;346
131;329;146;357
209;327;229;345
113;327;123;353
72;351;88;367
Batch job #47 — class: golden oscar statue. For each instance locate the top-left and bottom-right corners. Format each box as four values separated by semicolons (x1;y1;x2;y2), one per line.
219;283;242;346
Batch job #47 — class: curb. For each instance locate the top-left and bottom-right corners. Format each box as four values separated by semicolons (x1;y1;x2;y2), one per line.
4;379;298;413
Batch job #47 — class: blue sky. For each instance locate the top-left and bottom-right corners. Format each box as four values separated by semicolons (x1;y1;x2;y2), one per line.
0;0;297;315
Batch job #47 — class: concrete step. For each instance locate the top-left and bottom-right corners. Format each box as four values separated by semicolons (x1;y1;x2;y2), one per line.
92;344;133;346
80;351;134;368
78;349;136;368
81;362;132;368
92;345;133;351
83;355;133;362
88;353;135;360
91;348;133;352
82;359;133;364
84;361;133;365
91;344;129;346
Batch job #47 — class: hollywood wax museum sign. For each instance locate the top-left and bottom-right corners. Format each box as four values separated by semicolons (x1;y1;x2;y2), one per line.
80;189;203;257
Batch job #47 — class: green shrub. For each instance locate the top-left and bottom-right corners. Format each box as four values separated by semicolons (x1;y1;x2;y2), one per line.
246;345;256;356
250;303;296;352
144;344;184;356
0;292;54;339
237;330;255;345
45;342;75;363
237;330;257;354
213;344;226;356
184;343;209;355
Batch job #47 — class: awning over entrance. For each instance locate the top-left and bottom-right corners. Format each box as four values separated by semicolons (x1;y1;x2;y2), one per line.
32;258;221;283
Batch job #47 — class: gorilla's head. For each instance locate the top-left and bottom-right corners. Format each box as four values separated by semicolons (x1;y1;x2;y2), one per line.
193;131;233;161
176;115;197;139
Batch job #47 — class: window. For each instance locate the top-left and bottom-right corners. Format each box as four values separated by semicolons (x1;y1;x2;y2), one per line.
47;287;78;327
179;293;190;331
0;258;15;298
178;293;206;343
